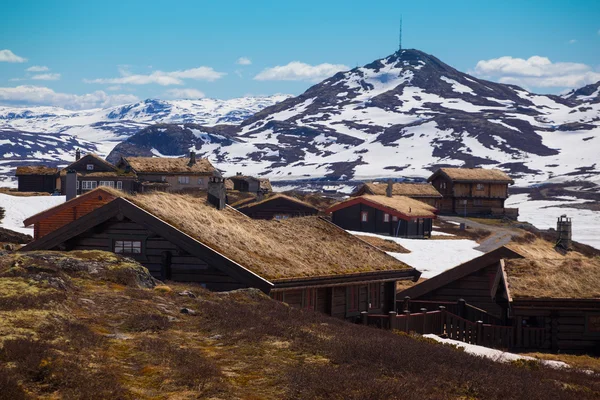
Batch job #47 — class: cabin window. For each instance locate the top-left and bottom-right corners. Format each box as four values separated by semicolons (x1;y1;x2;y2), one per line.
116;181;122;190
347;285;360;313
76;180;80;189
81;181;97;190
361;211;368;222
368;283;381;310
274;214;290;220
474;199;482;206
440;182;447;189
476;183;485;191
272;291;284;302
86;164;94;171
161;176;167;182
99;181;114;188
302;288;316;311
392;216;398;222
114;240;142;254
383;213;390;222
178;176;190;184
197;178;204;185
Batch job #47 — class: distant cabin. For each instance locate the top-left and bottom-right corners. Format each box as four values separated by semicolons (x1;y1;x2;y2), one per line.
326;195;437;238
352;182;442;208
397;247;600;354
427;168;517;218
116;152;219;193
233;194;319;220
225;174;272;194
20;187;420;321
59;151;136;195
15;166;59;193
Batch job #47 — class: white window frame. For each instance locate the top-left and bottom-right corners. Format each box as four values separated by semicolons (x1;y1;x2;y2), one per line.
86;164;94;171
99;181;115;188
76;180;80;189
81;181;97;190
476;183;485;191
178;176;190;184
116;181;122;190
383;213;390;223
161;176;167;182
197;177;204;185
392;216;398;222
114;240;142;255
361;211;368;222
440;182;447;189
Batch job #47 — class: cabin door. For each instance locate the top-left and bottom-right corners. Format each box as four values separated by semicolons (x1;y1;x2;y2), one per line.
160;251;172;281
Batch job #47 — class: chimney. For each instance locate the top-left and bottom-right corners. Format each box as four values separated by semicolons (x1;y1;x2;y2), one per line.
207;177;226;210
386;179;394;197
556;215;572;251
75;149;81;161
188;151;196;166
66;169;77;201
236;172;242;176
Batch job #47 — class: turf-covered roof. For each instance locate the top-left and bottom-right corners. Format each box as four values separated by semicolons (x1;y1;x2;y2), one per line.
15;166;58;176
429;168;514;183
327;195;437;219
123;157;216;175
355;182;442;198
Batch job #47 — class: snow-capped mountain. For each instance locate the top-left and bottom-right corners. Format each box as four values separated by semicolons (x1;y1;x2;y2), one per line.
0;95;290;184
108;49;600;185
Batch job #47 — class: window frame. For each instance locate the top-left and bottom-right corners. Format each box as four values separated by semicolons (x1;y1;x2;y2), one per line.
361;211;368;222
81;181;97;190
178;176;190;184
440;182;447;189
86;164;94;171
99;181;115;188
476;183;485;191
346;285;360;315
197;177;204;185
368;283;382;310
272;291;285;302
302;288;317;311
383;213;390;223
116;181;122;190
113;240;142;255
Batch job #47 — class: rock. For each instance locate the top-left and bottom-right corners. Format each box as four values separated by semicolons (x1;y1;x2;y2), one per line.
167;316;179;322
105;333;132;340
178;290;197;298
208;334;223;340
180;308;196;315
78;298;96;305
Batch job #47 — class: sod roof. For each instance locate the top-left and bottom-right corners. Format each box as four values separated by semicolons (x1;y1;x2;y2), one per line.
429;168;514;183
327;195;437;219
355;182;442;198
123;157;216;174
234;193;318;211
124;192;412;280
15;166;58;176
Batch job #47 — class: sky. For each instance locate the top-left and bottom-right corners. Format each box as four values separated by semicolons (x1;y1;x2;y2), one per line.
1;0;599;109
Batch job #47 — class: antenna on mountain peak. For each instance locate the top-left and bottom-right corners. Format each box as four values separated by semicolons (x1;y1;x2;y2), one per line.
398;15;403;52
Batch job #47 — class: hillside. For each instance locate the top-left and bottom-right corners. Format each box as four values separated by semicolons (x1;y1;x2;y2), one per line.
107;49;600;185
1;250;599;399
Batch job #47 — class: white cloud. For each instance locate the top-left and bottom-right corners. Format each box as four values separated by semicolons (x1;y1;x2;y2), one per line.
26;65;49;72
568;39;577;44
473;55;600;89
0;49;27;63
31;73;61;81
236;57;252;65
163;88;205;99
107;85;122;91
254;61;349;82
0;85;139;110
85;66;226;86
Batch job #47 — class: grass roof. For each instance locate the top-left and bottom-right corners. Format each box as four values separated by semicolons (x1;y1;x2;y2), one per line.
124;157;216;174
124;192;411;280
329;195;437;218
226;175;272;191
504;257;600;299
435;168;514;183
358;182;442;198
234;193;318;211
15;166;58;176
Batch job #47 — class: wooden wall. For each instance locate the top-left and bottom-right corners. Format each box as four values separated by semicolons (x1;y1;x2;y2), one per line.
18;175;57;193
59;216;248;291
239;197;318;220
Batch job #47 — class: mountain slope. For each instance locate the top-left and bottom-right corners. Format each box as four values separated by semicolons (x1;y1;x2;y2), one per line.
109;50;600;185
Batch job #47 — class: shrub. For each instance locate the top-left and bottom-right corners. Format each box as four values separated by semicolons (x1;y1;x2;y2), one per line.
0;367;28;400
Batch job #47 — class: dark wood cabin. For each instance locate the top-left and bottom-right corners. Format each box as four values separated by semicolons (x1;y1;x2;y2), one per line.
20;192;420;321
23;187;119;240
352;182;442;208
397;248;600;354
226;174;272;194
60;153;136;195
427;168;516;218
234;194;319;220
326;195;437;238
116;152;219;193
15;166;59;193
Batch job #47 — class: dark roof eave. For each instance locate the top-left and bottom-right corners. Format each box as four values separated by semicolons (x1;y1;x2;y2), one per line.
271;268;419;289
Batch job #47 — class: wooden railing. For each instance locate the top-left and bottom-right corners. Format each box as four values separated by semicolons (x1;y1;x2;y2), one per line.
398;298;504;325
365;307;547;350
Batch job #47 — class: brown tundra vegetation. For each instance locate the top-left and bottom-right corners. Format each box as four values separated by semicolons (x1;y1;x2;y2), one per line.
0;250;599;399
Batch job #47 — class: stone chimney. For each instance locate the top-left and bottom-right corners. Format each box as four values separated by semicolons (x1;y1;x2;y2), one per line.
556;215;572;251
75;149;81;161
188;151;196;166
66;170;77;201
207;177;226;210
386;179;394;197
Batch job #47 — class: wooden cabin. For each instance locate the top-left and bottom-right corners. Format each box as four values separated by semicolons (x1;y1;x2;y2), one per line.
326;195;437;238
226;174;272;194
116;152;219;193
233;194;319;220
20;191;420;321
427;168;516;218
352;181;442;208
397;247;600;354
59;153;136;195
23;188;119;240
15;166;59;193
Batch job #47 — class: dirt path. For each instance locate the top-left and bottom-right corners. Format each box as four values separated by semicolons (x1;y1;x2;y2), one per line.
439;216;519;252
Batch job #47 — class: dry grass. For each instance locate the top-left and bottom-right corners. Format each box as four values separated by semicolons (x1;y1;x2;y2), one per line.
235;193;318;211
356;182;442;198
14;166;58;176
124;156;216;174
438;167;514;183
125;192;410;280
0;188;51;197
504;256;600;299
520;353;600;374
355;235;411;253
329;195;437;218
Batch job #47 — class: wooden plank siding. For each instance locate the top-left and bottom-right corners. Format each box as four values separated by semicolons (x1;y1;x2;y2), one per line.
430;175;509;216
17;175;58;193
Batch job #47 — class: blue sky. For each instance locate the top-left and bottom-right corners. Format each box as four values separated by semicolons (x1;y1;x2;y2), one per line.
1;0;599;109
